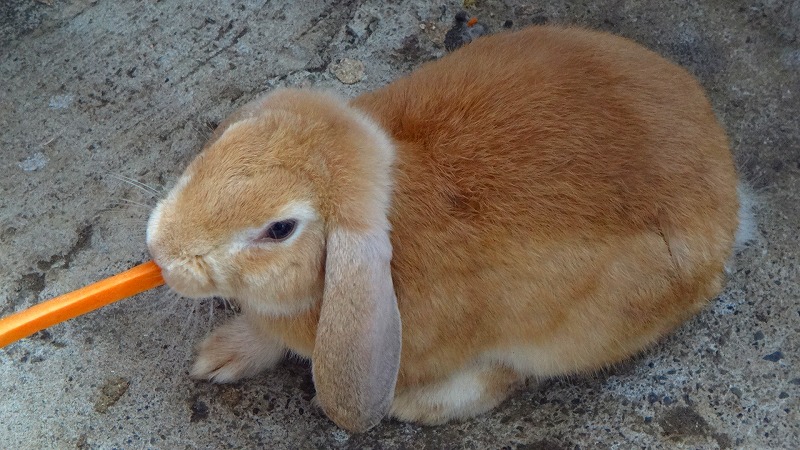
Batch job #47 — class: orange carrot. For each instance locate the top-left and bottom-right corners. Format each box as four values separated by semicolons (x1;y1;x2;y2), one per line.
0;260;164;348
467;17;479;27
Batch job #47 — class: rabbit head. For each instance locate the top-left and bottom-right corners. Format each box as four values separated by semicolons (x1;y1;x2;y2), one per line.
146;89;401;432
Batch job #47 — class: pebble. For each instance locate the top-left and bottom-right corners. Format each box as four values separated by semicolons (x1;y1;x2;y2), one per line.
18;152;48;171
330;58;365;84
94;377;130;413
49;94;74;109
331;429;350;442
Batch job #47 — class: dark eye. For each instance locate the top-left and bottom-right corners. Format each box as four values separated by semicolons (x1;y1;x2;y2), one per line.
260;219;297;242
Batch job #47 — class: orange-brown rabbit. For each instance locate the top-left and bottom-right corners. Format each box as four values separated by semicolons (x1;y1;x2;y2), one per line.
146;26;748;432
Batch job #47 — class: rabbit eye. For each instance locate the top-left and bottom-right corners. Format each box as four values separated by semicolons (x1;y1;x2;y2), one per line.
260;220;297;242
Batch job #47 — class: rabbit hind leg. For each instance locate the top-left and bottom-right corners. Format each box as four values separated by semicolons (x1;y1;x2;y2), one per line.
390;364;522;425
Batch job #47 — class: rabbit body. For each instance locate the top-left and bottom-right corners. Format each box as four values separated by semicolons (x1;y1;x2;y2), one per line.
147;26;740;431
353;26;740;421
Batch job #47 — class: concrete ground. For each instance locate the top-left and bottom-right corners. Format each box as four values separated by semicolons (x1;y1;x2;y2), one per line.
0;0;797;448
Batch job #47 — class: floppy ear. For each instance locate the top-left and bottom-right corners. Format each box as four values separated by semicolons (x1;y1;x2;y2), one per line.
312;225;401;433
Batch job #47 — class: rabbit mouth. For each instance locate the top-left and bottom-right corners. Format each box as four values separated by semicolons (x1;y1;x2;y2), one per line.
157;257;219;299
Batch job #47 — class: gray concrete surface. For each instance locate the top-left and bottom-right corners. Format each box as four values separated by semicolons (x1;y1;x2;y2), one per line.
1;0;797;448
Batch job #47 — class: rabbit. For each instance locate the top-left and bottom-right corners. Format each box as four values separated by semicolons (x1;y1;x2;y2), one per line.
145;25;745;433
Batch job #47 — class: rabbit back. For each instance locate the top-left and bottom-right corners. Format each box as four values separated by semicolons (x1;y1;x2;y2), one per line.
351;26;739;384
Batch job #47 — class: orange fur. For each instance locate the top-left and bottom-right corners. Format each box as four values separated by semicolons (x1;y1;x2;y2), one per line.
353;26;737;386
147;26;740;430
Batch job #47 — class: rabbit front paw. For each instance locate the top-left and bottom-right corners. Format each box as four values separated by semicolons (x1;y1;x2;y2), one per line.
190;316;285;383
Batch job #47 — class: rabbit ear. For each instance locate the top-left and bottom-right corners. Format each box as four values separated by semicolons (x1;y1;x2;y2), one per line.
312;225;401;433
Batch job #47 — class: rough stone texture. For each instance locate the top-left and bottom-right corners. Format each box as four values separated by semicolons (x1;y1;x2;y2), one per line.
0;0;797;448
329;57;366;84
93;376;130;414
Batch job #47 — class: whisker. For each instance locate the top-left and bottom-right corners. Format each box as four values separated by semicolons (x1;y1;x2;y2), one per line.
221;298;240;314
115;173;163;195
117;198;154;209
107;173;162;196
192;122;214;139
105;207;151;218
106;209;151;220
39;126;66;147
122;286;236;372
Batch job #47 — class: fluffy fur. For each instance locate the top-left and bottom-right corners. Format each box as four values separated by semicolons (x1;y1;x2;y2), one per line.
146;26;742;432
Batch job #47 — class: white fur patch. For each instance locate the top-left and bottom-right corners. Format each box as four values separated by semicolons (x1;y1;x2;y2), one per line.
349;108;396;223
420;369;485;410
390;364;500;423
734;181;758;249
146;170;194;247
349;109;395;165
482;346;569;378
277;200;319;224
145;201;165;247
